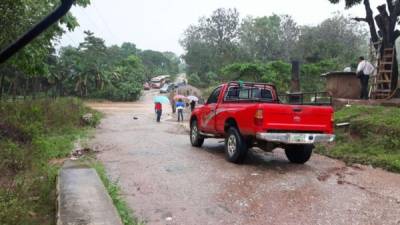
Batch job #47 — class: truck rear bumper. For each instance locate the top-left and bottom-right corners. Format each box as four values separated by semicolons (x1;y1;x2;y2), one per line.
256;132;335;144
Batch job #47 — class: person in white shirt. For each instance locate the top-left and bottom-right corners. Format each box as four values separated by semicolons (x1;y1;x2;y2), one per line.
356;56;375;99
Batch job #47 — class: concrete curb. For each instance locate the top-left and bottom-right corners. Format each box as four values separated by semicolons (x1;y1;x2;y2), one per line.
57;160;123;225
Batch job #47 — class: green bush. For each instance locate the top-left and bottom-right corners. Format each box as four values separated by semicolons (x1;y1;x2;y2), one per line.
90;84;142;101
262;61;291;92
188;73;201;86
0;98;100;225
301;59;340;92
0;140;25;171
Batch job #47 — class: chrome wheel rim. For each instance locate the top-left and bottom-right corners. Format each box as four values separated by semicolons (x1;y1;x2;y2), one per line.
227;135;237;156
191;125;198;143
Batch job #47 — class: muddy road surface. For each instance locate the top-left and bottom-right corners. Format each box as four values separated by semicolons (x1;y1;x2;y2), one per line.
87;90;400;225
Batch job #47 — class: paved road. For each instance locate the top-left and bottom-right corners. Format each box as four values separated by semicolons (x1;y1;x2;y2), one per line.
88;90;400;225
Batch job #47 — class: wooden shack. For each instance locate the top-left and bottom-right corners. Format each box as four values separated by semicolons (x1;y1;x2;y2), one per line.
321;72;361;99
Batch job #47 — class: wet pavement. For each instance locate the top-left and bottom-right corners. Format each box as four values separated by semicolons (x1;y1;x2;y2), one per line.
87;90;400;225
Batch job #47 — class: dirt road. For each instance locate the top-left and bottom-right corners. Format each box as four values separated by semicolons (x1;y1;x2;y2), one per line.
88;90;400;225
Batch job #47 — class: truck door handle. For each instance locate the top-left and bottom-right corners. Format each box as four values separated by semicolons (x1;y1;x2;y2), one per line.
293;108;302;112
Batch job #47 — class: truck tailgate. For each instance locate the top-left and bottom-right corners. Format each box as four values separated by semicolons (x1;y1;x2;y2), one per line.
262;104;333;133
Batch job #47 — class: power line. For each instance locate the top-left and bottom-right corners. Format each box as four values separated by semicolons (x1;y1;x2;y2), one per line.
92;4;121;45
77;6;118;45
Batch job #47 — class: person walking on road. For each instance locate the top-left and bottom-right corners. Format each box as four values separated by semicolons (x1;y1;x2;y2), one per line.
356;56;375;99
171;99;176;114
190;100;196;112
155;102;162;122
176;99;184;122
169;91;176;114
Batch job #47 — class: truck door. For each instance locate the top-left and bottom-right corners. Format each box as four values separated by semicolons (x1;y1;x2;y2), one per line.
200;87;222;132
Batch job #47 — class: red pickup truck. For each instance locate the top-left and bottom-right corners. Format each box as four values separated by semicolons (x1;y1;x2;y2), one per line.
189;81;335;164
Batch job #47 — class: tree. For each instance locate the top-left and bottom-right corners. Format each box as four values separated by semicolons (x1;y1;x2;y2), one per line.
239;15;279;61
0;0;90;98
239;14;299;61
280;15;301;61
329;0;399;50
329;0;400;89
162;52;180;75
181;41;216;75
56;37;147;101
221;63;267;82
202;8;240;50
139;50;177;80
220;61;292;92
120;42;139;58
296;14;368;65
182;8;367;92
75;31;107;96
53;46;81;96
181;8;241;84
104;55;145;101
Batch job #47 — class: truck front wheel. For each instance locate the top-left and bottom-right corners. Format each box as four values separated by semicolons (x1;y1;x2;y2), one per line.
190;120;204;147
225;127;248;164
284;144;314;164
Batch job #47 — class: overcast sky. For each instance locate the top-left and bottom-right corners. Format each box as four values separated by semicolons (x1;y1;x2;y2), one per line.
58;0;381;55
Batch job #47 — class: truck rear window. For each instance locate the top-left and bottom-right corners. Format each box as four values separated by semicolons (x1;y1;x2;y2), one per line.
225;87;274;102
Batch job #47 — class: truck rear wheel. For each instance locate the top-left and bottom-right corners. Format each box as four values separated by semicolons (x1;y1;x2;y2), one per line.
284;144;314;164
225;127;248;164
190;120;204;147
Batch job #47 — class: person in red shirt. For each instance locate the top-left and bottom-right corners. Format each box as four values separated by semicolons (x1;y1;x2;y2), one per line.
155;102;162;122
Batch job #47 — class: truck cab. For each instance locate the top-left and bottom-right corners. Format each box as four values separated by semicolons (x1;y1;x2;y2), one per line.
189;81;335;164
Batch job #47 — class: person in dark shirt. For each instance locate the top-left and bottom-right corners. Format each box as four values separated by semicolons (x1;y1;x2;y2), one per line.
190;100;196;112
154;102;162;122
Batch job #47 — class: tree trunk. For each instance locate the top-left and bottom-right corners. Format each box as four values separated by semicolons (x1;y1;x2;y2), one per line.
24;78;28;100
7;80;13;96
60;81;63;97
0;73;5;100
374;3;399;91
32;77;36;100
12;78;17;101
364;0;380;49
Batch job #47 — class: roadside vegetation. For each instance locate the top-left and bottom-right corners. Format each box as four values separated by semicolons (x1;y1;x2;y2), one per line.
316;105;400;173
0;98;100;225
54;35;180;101
1;1;181;102
1;30;181;101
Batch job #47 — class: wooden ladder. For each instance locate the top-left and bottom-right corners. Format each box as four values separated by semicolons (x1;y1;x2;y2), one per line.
371;48;394;99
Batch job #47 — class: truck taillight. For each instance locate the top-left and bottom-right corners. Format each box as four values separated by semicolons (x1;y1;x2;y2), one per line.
254;109;264;126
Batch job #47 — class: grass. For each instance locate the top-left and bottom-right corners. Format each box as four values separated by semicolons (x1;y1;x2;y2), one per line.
0;98;101;225
88;159;143;225
315;105;400;173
